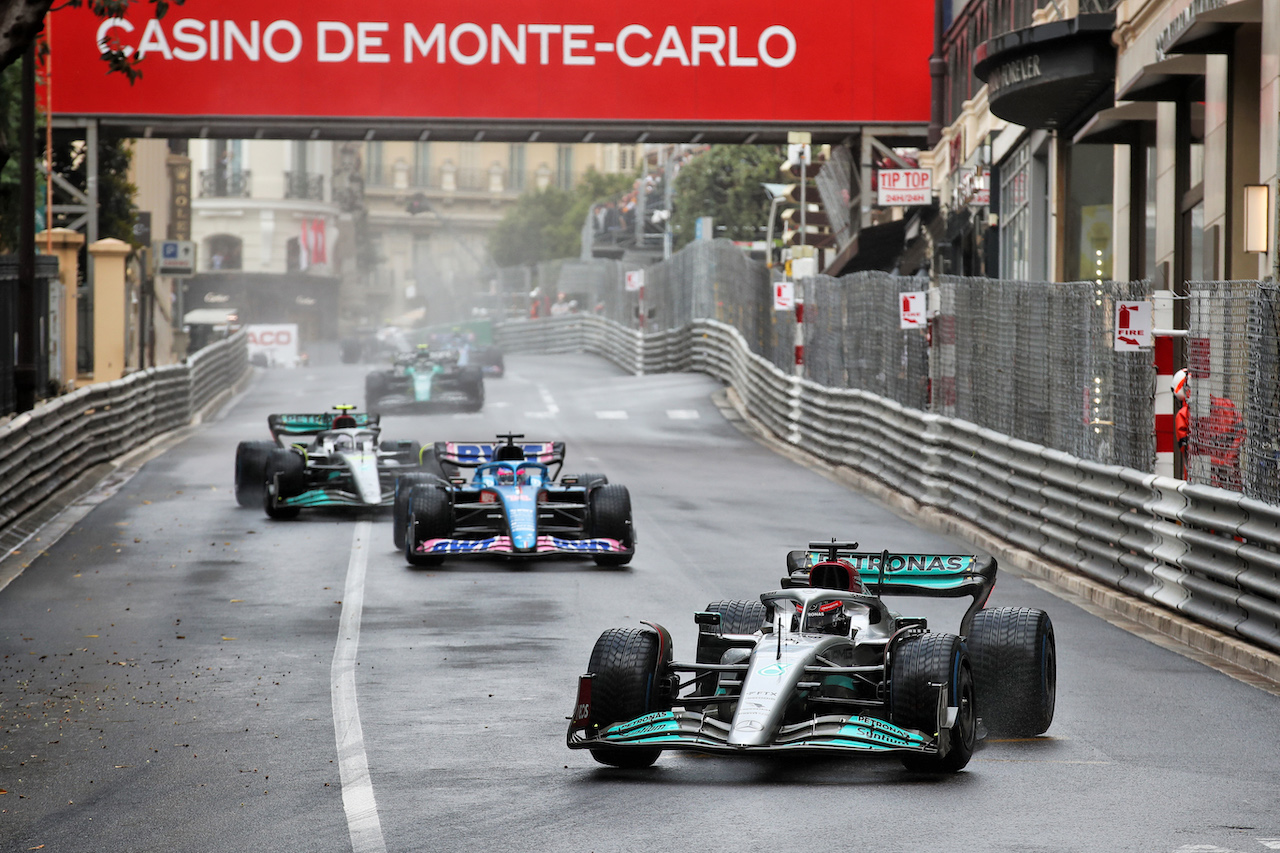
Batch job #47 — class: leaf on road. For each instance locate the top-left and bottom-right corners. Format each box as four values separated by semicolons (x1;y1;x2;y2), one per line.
221;637;237;641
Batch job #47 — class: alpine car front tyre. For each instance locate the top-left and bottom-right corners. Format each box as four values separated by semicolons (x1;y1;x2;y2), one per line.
234;441;274;508
891;632;976;773
967;607;1056;737
404;485;452;567
586;627;667;768
393;473;445;550
589;484;633;567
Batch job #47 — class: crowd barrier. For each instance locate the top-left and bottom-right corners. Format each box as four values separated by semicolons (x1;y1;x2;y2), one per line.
497;315;1280;660
0;331;250;541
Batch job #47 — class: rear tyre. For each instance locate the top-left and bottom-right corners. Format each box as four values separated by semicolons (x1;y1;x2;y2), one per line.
404;485;452;567
464;375;485;413
576;472;609;487
263;449;305;520
589;484;633;567
234;441;274;508
967;607;1056;737
393;473;446;550
704;599;767;635
587;627;667;768
891;633;976;773
365;372;387;414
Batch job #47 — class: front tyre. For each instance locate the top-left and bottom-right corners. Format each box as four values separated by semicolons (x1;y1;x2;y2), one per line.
587;627;667;768
589;484;633;567
404;485;452;567
263;449;305;520
967;607;1056;737
891;632;976;773
234;441;274;508
392;473;445;550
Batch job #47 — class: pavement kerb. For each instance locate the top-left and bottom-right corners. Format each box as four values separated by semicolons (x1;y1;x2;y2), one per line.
714;386;1280;690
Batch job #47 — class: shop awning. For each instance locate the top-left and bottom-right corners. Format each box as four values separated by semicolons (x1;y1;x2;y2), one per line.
1162;0;1261;55
1072;101;1204;145
1116;54;1206;101
183;308;239;325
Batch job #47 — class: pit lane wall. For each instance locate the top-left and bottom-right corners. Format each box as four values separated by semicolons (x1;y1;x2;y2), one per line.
496;314;1280;670
0;331;250;546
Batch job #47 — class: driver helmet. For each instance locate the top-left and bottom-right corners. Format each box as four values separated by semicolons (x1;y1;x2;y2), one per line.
807;600;851;636
1172;368;1188;402
495;468;516;485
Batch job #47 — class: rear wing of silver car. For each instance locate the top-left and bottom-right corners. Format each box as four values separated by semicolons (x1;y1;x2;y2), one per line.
433;440;566;468
268;412;380;438
782;541;997;633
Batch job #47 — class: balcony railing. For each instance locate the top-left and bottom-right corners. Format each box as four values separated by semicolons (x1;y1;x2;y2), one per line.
284;171;325;201
199;169;252;198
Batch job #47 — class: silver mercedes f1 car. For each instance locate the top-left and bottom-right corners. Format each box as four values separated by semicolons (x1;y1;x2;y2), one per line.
567;540;1056;772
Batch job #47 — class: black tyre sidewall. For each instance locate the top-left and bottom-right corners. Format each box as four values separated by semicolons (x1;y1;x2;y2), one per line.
234;441;274;507
586;627;665;768
967;607;1056;737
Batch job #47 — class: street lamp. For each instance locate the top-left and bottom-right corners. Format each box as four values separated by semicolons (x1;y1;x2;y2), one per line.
761;182;792;268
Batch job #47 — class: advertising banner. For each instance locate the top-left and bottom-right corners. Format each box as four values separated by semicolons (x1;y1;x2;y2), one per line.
877;170;932;206
50;1;932;125
246;324;302;367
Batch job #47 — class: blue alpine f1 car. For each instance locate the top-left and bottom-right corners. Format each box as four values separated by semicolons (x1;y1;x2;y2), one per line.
393;433;635;567
567;540;1056;771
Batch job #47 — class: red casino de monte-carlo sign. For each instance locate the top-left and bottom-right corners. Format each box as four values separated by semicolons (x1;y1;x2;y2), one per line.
49;1;932;126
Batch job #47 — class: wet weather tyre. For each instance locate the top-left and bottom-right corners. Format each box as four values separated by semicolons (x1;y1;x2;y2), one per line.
234;441;274;508
967;607;1056;737
705;600;767;636
263;449;305;520
578;472;609;487
589;484;633;567
404;485;452;567
891;633;976;773
393;473;446;550
587;627;666;768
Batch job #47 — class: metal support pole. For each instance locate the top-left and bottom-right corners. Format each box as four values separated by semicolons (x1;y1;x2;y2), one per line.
16;46;37;411
85;118;100;307
799;147;807;249
662;152;674;260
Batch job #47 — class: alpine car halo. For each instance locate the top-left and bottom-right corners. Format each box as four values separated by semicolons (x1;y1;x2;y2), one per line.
394;433;635;567
567;539;1056;771
233;404;425;519
364;344;484;414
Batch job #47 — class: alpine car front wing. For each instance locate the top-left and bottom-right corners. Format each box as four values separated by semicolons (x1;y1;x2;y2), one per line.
412;535;631;558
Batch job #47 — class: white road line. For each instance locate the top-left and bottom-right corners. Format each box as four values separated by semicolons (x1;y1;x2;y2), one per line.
536;384;560;415
595;410;628;420
332;521;387;853
667;409;700;419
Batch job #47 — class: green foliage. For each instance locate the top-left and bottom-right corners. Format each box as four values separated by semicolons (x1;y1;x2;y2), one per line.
489;168;635;267
670;145;784;250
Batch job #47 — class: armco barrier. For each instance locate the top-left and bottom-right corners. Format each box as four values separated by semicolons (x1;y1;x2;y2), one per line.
498;315;1280;659
0;331;250;541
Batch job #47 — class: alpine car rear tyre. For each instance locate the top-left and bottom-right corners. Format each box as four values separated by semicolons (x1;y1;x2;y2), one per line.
263;449;305;520
404;485;453;567
890;632;976;773
967;607;1056;737
234;441;274;508
393;473;446;550
589;484;633;567
578;472;609;487
587;627;667;768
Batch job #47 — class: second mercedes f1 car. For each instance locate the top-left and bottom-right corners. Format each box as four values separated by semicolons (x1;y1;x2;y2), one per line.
394;433;635;567
233;405;425;519
567;540;1056;771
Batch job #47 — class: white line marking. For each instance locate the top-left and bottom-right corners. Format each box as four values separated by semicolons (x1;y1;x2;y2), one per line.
536;385;560;416
595;410;628;420
332;521;387;853
524;411;554;419
667;409;700;419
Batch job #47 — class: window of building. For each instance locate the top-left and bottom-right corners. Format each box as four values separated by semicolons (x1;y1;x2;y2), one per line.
207;234;243;271
508;144;526;192
365;142;384;186
1064;144;1114;282
556;145;573;190
1000;142;1030;280
414;142;432;187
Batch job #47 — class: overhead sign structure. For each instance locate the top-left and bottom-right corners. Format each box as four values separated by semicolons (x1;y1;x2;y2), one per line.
1114;300;1152;351
624;269;644;292
51;2;933;129
156;239;196;276
899;291;926;329
774;281;795;311
878;170;932;206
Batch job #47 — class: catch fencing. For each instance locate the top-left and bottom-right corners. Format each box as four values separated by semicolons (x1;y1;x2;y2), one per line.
497;314;1280;668
0;331;250;546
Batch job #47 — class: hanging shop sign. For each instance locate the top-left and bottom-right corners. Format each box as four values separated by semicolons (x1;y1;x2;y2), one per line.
877;169;932;206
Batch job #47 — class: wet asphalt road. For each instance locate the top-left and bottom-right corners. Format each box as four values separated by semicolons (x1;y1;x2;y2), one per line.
2;353;1279;853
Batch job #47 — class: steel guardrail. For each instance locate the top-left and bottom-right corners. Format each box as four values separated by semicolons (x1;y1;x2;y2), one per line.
497;315;1280;658
0;331;250;541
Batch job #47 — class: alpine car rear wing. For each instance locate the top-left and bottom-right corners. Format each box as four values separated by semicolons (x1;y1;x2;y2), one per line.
268;412;380;438
783;540;997;634
433;440;566;468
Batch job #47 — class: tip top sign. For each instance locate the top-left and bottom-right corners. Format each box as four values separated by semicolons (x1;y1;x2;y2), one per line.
878;169;932;207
